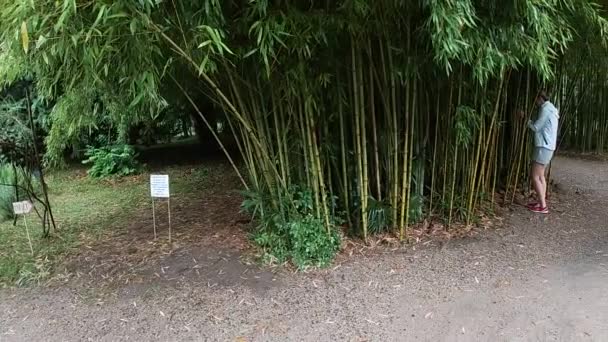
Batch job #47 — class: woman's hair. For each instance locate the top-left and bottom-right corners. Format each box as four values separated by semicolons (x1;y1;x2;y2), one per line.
538;90;550;102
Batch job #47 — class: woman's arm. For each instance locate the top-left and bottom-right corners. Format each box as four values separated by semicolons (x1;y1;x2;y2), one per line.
527;106;550;132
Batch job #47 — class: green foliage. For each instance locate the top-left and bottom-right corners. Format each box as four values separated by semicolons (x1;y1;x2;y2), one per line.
243;186;341;269
367;198;392;234
130;106;191;146
287;215;341;268
82;145;141;178
408;193;425;225
0;0;607;257
0;1;172;164
436;193;472;223
455;105;481;147
0;98;30;161
424;0;608;81
0;81;49;164
0;163;38;222
366;194;423;235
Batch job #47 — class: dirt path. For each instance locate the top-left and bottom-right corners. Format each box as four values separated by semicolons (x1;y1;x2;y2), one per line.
1;156;608;342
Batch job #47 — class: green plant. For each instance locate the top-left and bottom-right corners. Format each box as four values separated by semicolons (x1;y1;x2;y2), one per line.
0;163;38;222
408;194;424;225
367;198;392;234
82;145;142;178
243;185;342;269
288;215;340;268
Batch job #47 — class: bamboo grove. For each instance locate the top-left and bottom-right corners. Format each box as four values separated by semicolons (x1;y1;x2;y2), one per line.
2;0;608;264
556;61;608;153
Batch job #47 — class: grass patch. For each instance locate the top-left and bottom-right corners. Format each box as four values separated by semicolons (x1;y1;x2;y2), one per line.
0;163;213;287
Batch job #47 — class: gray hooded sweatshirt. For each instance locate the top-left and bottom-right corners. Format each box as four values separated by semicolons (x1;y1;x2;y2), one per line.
528;101;559;151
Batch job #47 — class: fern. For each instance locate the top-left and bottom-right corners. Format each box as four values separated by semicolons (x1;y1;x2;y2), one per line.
82;145;142;178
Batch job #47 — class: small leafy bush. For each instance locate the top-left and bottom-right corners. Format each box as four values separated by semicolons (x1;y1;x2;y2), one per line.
287;215;340;268
243;186;341;269
82;144;141;178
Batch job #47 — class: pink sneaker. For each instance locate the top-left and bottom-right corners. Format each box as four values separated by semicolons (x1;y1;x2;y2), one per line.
526;202;540;209
530;206;549;214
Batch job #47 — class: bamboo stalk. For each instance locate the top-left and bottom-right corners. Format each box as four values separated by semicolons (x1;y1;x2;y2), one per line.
404;80;417;239
429;95;440;215
384;38;400;231
306;96;331;231
448;70;464;228
338;86;352;227
358;43;369;240
271;90;288;185
368;38;382;201
510;69;532;204
399;74;411;239
303;95;321;219
352;36;366;238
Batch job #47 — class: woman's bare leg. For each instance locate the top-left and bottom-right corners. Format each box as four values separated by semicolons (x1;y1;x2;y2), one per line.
532;163;547;208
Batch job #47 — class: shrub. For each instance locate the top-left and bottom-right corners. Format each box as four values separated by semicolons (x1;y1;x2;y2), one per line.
243;186;341;269
287;215;341;268
82;144;141;178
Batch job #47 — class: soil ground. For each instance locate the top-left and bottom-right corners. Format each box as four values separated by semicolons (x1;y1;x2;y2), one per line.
1;156;608;342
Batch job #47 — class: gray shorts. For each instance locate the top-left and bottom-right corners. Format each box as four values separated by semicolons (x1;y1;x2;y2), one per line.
533;147;554;165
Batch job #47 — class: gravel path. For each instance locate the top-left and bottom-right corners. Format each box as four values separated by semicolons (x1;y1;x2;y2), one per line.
1;156;608;342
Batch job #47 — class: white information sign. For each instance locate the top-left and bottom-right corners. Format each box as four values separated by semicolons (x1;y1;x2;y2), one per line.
150;175;170;198
12;200;34;255
150;174;172;243
12;201;33;215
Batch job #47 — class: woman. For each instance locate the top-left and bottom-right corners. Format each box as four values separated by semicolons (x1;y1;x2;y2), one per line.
521;91;560;214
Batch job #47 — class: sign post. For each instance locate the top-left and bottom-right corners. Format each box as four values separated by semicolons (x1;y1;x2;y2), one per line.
150;175;172;242
12;200;34;256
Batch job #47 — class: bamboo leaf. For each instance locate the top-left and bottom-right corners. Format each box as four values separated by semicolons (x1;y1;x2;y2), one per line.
219;41;234;55
20;21;29;54
130;19;137;35
198;40;213;49
107;13;129;19
92;5;106;29
35;35;47;49
243;48;258;58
